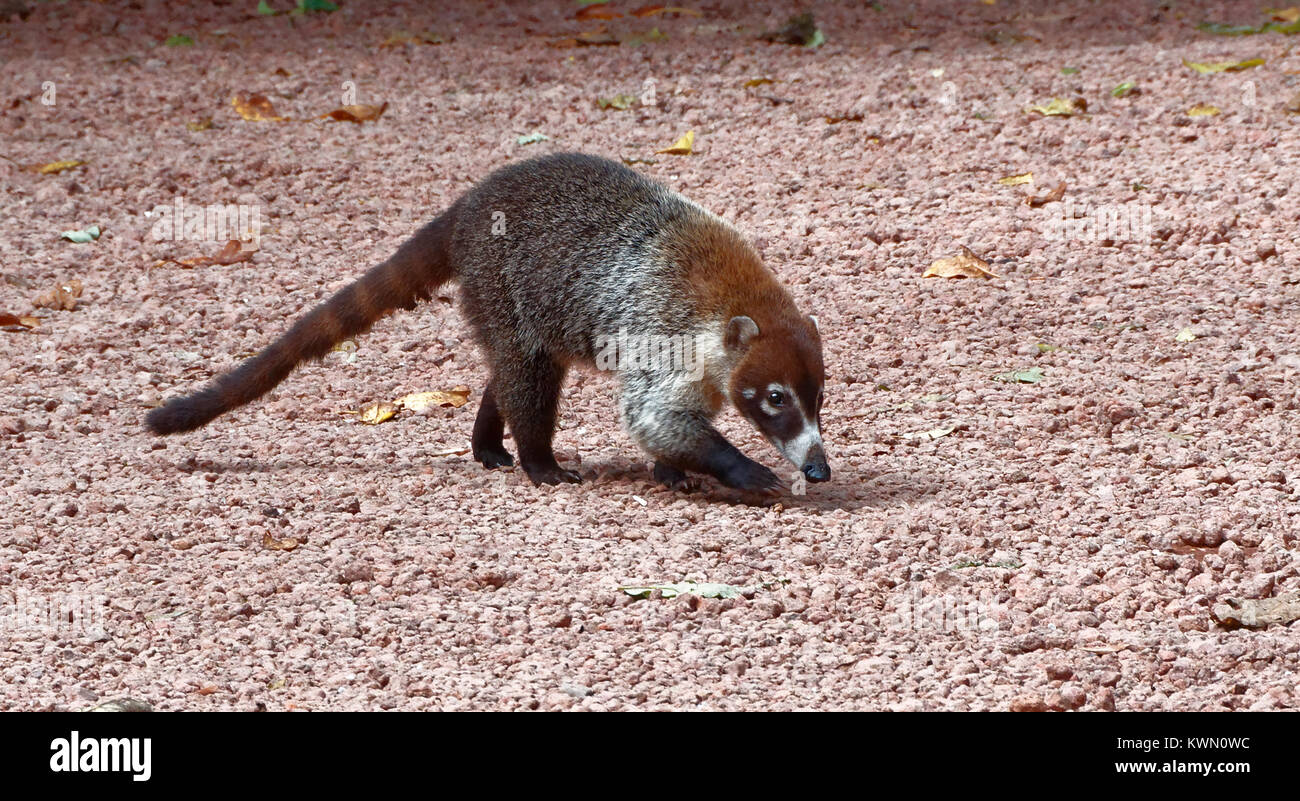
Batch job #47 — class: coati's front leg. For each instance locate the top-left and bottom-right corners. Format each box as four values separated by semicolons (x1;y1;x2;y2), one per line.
624;394;781;495
471;380;513;469
492;351;581;486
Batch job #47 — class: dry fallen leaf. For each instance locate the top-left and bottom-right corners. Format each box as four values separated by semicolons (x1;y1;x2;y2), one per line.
34;159;86;175
320;102;388;123
1285;92;1300;114
358;401;400;425
1211;593;1300;629
743;77;774;88
33;279;83;311
656;130;695;155
1270;6;1300;23
1026;97;1086;116
431;445;472;457
1187;103;1221;117
397;387;471;412
262;532;301;552
923;247;1000;279
998;172;1033;186
576;5;622;20
0;312;40;330
631;5;702;17
1026;182;1066;207
156;240;256;269
231;93;289;122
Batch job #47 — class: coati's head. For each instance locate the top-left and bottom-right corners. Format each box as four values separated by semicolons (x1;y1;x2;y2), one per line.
725;314;830;482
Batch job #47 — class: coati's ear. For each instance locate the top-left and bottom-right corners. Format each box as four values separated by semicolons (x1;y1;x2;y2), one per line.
808;314;819;333
725;315;760;353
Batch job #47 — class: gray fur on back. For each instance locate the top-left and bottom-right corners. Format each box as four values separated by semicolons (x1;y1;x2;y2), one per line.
449;153;714;363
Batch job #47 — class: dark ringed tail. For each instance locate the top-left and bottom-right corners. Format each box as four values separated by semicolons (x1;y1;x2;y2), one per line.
145;213;457;435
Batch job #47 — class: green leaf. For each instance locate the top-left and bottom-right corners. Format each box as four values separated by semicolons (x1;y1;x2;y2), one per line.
1060;66;1080;74
1183;57;1265;73
1264;19;1300;34
257;0;278;15
1035;342;1061;353
516;131;548;146
1111;81;1136;97
292;0;338;13
60;224;101;243
994;367;1045;384
619;581;745;600
164;34;195;47
1197;22;1265;36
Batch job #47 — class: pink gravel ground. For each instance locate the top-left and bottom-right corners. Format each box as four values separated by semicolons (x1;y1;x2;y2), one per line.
1;0;1298;711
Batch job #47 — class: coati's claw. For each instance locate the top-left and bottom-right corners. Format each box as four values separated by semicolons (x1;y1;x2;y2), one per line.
474;446;514;470
653;462;700;492
722;460;783;496
524;463;582;486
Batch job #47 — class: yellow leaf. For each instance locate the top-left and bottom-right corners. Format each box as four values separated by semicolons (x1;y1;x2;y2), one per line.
743;77;774;87
358;401;399;425
656;130;695;155
1175;327;1196;343
998;172;1033;186
1183;58;1264;74
1187;103;1220;117
262;532;300;551
1268;6;1300;23
35;160;86;174
1026;97;1085;116
397;387;472;412
923;247;1000;279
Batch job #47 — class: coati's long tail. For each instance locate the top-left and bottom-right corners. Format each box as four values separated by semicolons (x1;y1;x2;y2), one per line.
146;213;457;435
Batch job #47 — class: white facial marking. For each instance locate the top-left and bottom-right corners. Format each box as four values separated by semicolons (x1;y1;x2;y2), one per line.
759;383;791;417
779;416;823;466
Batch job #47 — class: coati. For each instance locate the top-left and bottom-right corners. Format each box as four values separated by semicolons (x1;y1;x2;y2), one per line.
147;153;829;494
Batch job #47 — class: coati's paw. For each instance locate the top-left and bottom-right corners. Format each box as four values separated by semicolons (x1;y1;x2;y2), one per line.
653;462;700;492
473;446;515;470
720;460;783;496
523;463;583;486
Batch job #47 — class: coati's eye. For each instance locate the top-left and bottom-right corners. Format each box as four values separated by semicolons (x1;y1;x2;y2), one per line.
767;390;786;407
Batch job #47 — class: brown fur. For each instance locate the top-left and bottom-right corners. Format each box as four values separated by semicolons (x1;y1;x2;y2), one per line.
145;214;456;435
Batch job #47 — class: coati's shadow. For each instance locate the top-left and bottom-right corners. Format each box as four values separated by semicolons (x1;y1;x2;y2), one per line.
581;459;936;512
178;454;934;511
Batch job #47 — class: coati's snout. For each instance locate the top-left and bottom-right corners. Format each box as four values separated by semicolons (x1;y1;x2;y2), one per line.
726;315;829;483
800;442;831;483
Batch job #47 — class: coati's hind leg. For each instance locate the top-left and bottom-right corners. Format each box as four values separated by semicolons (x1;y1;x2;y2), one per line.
652;461;700;492
471;380;513;470
495;351;581;486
